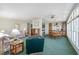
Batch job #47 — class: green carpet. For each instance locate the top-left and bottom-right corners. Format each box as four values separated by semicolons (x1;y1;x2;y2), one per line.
19;36;77;55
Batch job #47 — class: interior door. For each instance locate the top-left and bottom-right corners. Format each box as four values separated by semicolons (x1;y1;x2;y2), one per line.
49;23;52;36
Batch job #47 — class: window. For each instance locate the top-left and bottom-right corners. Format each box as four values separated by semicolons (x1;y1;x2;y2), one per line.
67;7;79;49
71;12;74;19
67;23;72;40
76;7;79;16
78;18;79;48
71;21;74;42
75;18;78;47
67;16;71;23
73;9;77;18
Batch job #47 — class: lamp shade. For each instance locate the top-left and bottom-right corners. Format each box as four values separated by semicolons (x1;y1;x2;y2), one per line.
11;29;20;37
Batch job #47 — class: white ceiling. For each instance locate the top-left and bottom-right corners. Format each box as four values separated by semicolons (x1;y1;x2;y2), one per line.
0;3;74;21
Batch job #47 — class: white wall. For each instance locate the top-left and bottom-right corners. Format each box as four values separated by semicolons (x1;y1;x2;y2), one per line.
39;19;42;36
44;21;65;35
45;22;49;35
31;18;42;36
52;22;62;31
0;17;27;34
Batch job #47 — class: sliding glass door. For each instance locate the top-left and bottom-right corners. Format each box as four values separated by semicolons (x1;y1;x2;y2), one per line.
71;21;74;43
67;6;79;50
67;17;79;48
78;18;79;48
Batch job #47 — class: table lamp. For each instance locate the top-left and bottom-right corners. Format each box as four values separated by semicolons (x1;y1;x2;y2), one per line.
11;28;21;40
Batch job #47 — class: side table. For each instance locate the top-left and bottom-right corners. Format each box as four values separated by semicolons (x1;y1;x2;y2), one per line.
10;39;24;55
